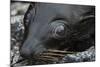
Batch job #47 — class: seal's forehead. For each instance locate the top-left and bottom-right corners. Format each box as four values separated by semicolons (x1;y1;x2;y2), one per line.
35;3;94;24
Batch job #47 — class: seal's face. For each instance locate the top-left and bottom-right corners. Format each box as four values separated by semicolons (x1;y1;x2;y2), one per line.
20;3;94;58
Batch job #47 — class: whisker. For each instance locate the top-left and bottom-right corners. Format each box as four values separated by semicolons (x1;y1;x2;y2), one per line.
41;53;65;57
40;55;57;59
37;56;58;61
33;49;77;62
47;49;75;54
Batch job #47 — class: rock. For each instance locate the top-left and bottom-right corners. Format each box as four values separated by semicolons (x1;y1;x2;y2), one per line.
11;2;29;67
11;15;24;24
11;2;30;16
60;46;95;63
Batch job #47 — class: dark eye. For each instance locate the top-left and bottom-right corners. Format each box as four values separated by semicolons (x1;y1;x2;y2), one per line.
50;20;69;39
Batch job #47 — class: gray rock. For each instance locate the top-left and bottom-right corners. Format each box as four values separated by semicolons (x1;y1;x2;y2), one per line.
11;2;29;16
60;46;95;63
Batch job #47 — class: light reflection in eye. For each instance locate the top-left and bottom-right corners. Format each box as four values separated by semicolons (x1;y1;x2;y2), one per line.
55;24;65;36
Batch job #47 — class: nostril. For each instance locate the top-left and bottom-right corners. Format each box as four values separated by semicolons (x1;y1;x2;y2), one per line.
20;48;32;58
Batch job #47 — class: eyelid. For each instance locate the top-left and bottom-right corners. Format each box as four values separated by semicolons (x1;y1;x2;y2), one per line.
51;15;69;23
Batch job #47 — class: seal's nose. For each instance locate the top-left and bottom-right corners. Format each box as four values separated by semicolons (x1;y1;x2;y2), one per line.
20;47;33;58
20;39;39;58
20;38;47;58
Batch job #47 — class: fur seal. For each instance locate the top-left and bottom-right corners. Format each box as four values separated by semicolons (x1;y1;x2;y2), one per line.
20;2;95;58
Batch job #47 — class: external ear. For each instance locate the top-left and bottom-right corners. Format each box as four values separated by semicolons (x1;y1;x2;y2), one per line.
23;3;36;40
24;3;35;27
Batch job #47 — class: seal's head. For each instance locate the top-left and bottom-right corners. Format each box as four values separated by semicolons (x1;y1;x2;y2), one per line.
20;3;95;59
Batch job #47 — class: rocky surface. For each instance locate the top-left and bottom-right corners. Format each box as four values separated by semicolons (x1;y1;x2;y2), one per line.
60;46;95;63
11;1;95;67
11;2;29;67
